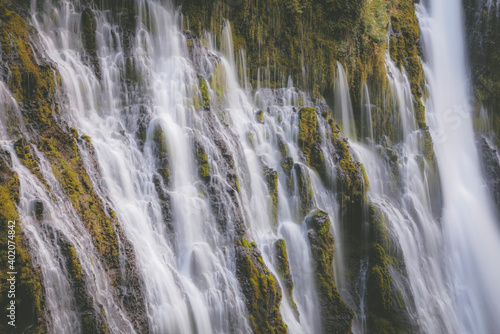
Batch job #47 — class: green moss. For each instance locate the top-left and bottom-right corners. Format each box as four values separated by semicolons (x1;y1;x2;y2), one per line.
0;152;45;333
298;107;318;164
306;209;354;333
277;135;289;159
81;8;97;56
65;246;82;281
198;76;210;110
14;138;48;188
236;240;287;334
255;110;264;123
280;157;294;194
293;163;314;219
274;239;298;317
246;131;255;148
210;63;226;103
265;168;279;227
421;129;435;166
333;138;365;214
0;6;57;125
360;164;369;191
389;0;424;100
81;135;92;147
195;146;210;180
39;134;120;267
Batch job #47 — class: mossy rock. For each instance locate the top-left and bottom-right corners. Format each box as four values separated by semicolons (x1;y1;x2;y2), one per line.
274;239;298;318
198;76;210;110
293;163;314;219
195;145;210;181
305;209;354;334
0;150;45;333
265;167;279;227
255;109;264;124
280;157;295;194
14;137;47;188
235;238;287;334
298;107;328;182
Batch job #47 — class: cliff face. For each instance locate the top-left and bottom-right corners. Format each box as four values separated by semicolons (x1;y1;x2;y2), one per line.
178;0;423;110
0;0;429;333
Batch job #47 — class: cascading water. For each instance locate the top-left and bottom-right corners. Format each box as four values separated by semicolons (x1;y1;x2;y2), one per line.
1;0;500;333
0;0;356;332
417;0;500;332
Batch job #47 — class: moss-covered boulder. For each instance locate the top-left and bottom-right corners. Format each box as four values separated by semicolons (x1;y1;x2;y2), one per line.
236;238;287;334
306;209;354;334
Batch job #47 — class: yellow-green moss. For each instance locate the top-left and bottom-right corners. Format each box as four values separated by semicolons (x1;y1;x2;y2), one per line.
294;163;314;219
198;76;210;109
0;6;57;125
255;110;264;123
274;239;298;316
65;246;83;281
306;209;354;333
195;146;210;180
14;138;48;188
236;240;287;334
0;153;45;333
298;107;317;163
265;168;279;227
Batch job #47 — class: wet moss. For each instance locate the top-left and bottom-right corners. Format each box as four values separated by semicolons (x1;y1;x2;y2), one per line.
274;239;298;317
198;76;210;110
0;151;45;333
14;137;47;188
333;138;365;217
293;163;314;219
39;134;120;268
298;107;328;181
64;246;82;281
298;107;317;163
306;209;354;333
0;6;57;125
389;0;424;100
421;129;435;166
255;110;264;124
265;168;279;227
195;146;210;180
236;239;287;334
81;135;92;147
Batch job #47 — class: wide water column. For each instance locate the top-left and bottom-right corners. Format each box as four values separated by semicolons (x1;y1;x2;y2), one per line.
418;0;500;332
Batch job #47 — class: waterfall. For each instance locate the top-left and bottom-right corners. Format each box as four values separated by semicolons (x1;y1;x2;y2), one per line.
1;0;500;333
418;1;500;332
